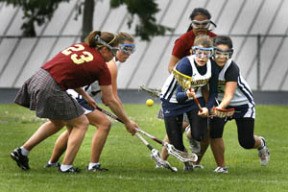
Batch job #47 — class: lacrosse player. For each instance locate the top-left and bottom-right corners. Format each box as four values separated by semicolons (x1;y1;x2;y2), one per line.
160;7;217;168
11;31;138;173
160;35;219;171
209;36;270;173
44;32;136;172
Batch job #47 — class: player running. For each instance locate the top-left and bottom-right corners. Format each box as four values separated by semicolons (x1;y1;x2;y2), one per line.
209;36;270;173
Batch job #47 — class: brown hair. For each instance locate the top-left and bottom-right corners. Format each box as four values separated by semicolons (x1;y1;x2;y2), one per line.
118;32;134;44
194;35;213;48
84;31;119;48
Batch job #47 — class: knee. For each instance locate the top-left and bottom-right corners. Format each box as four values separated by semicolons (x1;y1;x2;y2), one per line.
239;138;255;149
91;118;111;132
77;116;89;131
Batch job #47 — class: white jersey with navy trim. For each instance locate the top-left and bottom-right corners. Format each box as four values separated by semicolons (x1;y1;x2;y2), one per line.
217;59;255;107
160;55;212;103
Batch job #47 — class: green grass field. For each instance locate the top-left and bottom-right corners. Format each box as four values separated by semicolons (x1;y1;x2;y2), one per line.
0;104;288;192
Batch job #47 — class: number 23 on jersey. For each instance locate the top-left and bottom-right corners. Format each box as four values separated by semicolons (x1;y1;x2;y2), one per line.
61;44;94;65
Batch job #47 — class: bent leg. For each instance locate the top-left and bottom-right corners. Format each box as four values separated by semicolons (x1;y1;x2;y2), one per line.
48;130;69;163
23;120;65;151
87;110;111;163
62;115;89;165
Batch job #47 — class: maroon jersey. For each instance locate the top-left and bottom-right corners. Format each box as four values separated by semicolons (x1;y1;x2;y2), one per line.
172;30;217;59
42;43;111;90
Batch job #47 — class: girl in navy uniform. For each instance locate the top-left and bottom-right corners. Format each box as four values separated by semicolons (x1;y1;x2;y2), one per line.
160;35;218;170
210;36;270;173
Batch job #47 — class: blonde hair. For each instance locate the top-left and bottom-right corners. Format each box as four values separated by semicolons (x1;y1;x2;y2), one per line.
194;35;213;48
118;32;134;44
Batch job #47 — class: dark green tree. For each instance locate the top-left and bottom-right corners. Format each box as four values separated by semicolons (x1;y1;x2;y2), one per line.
110;0;172;41
0;0;171;40
0;0;69;37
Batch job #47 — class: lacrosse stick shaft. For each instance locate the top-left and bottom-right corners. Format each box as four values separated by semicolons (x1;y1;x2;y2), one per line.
189;88;203;112
95;106;124;123
136;128;164;146
135;133;153;150
96;106;164;146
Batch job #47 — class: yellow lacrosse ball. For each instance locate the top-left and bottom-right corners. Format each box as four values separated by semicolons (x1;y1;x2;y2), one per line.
146;99;154;107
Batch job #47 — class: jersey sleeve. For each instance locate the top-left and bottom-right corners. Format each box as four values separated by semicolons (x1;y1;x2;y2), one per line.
225;62;239;82
175;57;193;77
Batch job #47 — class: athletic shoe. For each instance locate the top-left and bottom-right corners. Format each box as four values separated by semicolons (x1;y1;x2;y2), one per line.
193;164;204;169
10;148;30;170
59;166;80;173
258;137;270;166
44;162;60;168
87;164;108;172
183;162;194;172
214;166;228;173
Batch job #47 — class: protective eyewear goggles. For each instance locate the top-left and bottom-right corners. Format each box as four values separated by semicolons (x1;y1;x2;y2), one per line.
191;20;211;29
95;35;119;56
214;47;234;59
192;46;213;58
119;44;136;55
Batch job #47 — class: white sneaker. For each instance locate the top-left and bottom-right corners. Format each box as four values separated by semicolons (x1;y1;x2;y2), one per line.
214;166;228;173
258;137;270;166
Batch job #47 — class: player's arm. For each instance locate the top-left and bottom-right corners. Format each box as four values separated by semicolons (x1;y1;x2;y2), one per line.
218;82;237;109
218;63;239;109
74;87;97;108
107;60;122;105
168;55;180;73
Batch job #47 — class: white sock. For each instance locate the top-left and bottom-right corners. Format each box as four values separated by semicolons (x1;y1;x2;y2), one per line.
48;160;57;165
88;162;100;170
60;164;73;171
20;147;29;156
260;138;265;148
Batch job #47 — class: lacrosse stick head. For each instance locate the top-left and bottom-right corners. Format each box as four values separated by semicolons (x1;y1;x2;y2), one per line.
172;69;191;90
151;149;177;172
140;85;161;97
211;107;235;118
164;142;198;163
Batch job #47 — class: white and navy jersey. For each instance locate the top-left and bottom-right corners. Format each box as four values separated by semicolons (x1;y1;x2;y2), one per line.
161;55;211;103
160;55;218;117
217;60;254;106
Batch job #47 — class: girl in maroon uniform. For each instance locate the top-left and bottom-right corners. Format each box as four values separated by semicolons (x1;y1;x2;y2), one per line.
10;31;138;173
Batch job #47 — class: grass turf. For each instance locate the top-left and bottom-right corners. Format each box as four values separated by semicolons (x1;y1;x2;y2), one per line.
0;104;288;191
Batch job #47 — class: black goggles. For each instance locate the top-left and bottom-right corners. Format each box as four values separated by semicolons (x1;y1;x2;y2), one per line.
214;47;234;59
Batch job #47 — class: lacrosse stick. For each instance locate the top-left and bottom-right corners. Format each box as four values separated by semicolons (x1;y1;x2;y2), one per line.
95;106;177;172
139;85;161;97
95;106;198;163
135;133;177;172
136;128;198;163
172;69;203;112
212;99;235;118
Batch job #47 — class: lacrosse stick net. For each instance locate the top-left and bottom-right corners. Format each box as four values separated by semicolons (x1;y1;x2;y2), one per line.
164;142;198;163
139;85;161;97
172;68;203;111
137;128;198;163
211;107;235;118
135;133;177;172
